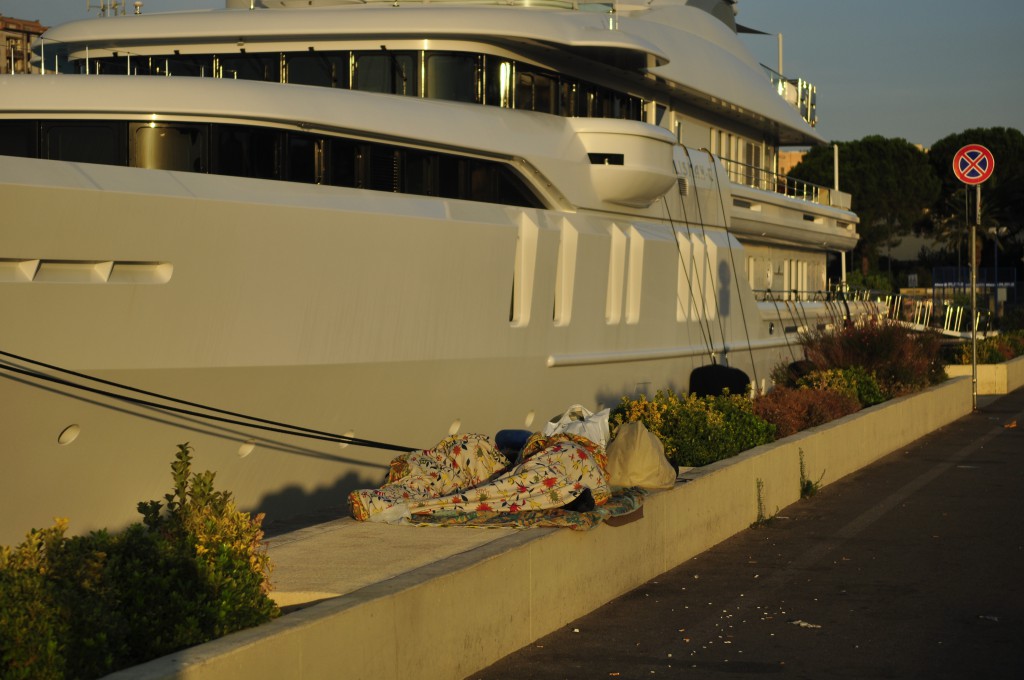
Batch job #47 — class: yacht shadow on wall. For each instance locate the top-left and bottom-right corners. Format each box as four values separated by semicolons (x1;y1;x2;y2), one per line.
257;471;376;537
719;260;731;318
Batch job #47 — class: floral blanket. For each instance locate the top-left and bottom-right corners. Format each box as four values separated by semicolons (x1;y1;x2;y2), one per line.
348;432;613;526
410;487;647;531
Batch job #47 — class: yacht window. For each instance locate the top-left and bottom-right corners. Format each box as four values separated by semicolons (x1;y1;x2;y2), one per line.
287;52;349;89
483;57;513;108
403;148;439;195
9;118;542;208
493;165;541;208
0;121;38;158
94;56;128;75
582;85;607;117
515;70;559;114
131;123;208;172
425;53;479;103
560;81;578;118
284;132;322;184
654;104;668;126
326;137;359;188
133;55;211;77
41;121;126;166
219;54;280;82
536;73;558;114
437;154;464;199
366;145;400;192
353;51;418;96
65;48;644;122
212;125;281;180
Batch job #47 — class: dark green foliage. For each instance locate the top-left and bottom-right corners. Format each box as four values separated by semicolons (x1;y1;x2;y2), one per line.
795;366;887;407
0;524;68;680
928;127;1024;234
753;386;862;439
789;136;940;274
0;445;278;680
668;393;776;467
611;390;775;468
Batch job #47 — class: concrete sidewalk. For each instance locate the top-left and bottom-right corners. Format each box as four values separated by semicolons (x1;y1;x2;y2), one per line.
266;512;519;612
472;386;1024;679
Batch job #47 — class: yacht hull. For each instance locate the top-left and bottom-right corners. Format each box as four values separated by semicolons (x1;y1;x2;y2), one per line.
0;155;811;543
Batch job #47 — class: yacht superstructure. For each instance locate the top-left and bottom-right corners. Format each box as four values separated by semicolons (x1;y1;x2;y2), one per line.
0;0;862;544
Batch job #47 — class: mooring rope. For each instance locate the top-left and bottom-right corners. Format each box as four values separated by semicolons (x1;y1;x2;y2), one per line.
0;349;417;453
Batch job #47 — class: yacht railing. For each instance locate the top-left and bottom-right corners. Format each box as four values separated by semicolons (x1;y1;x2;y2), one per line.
719;157;851;210
755;286;869;305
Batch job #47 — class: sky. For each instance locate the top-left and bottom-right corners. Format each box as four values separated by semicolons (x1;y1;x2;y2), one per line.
3;0;1023;148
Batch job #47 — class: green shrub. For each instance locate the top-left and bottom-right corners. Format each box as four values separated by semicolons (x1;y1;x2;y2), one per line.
0;445;278;679
753;386;862;439
953;331;1024;364
797;366;886;407
0;523;69;680
611;390;775;468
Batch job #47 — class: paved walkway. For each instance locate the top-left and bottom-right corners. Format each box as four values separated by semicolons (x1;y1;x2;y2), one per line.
266;514;517;610
469;389;1024;680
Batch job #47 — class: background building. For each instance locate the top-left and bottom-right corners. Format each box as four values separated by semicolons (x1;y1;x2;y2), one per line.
1;14;46;74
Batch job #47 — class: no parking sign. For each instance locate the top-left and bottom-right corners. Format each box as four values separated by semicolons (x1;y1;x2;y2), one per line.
952;144;995;185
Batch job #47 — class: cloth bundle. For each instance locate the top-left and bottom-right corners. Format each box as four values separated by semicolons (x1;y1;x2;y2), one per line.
348;432;610;523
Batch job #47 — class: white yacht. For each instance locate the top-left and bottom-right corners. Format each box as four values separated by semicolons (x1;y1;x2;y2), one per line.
0;0;863;544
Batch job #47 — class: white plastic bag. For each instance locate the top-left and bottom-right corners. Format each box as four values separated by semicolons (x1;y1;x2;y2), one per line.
606;421;677;490
542;404;610;446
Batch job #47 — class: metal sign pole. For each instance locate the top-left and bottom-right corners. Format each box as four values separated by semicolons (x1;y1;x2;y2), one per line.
952;143;994;412
971;184;979;411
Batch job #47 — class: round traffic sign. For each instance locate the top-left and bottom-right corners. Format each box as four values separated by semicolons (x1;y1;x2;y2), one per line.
952;144;995;185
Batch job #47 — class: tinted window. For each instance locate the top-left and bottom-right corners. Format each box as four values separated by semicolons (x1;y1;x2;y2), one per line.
287;52;349;88
404;149;438;196
131;123;208;172
219;54;280;82
326;137;358;188
42;122;126;165
484;57;513;108
426;53;479;103
366;145;399;192
284;133;320;184
213;125;281;179
0;121;38;158
354;51;417;96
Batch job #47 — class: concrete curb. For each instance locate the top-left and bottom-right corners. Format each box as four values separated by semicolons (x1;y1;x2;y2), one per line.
106;377;973;680
945;355;1024;394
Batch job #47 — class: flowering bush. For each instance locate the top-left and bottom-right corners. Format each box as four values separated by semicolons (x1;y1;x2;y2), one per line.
611;390;775;468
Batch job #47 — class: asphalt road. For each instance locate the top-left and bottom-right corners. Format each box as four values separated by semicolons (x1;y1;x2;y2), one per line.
469;388;1024;680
